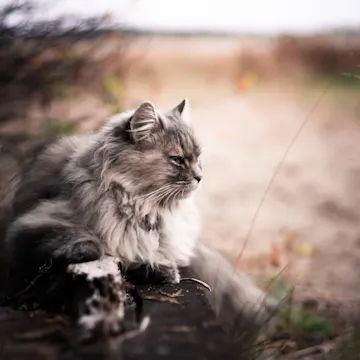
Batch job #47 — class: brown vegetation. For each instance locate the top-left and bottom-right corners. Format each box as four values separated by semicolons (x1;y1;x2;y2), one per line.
237;35;360;81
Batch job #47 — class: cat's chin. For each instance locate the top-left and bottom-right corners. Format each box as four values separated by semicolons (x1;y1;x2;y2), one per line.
179;192;191;199
178;188;196;200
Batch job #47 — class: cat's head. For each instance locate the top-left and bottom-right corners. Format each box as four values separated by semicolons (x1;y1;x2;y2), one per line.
98;99;202;206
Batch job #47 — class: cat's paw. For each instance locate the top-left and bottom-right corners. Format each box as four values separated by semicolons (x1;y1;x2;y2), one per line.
158;265;180;284
123;263;180;285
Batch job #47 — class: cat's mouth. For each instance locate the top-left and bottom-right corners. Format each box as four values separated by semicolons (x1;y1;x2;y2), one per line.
177;183;198;199
179;190;192;199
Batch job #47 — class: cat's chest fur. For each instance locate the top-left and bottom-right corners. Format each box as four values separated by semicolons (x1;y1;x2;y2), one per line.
101;189;200;268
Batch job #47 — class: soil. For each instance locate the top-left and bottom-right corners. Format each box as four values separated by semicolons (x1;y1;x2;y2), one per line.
190;84;360;303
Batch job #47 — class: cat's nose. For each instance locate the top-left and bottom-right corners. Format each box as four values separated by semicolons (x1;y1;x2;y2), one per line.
194;174;202;183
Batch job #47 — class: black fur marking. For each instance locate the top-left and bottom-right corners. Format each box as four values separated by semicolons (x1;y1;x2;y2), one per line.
8;225;101;270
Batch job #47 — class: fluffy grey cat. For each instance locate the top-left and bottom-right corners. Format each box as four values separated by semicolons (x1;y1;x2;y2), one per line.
5;99;278;329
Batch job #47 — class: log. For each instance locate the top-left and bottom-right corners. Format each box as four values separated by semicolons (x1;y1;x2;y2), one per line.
0;256;243;360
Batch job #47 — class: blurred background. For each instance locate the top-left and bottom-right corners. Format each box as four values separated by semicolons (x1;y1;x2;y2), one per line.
1;0;360;304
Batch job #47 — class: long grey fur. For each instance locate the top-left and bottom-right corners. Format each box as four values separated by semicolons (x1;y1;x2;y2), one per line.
3;98;278;331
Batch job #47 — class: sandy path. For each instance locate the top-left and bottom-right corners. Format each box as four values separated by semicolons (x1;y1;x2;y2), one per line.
191;86;360;301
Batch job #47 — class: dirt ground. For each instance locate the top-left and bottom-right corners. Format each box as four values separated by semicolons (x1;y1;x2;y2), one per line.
191;85;360;302
128;77;360;303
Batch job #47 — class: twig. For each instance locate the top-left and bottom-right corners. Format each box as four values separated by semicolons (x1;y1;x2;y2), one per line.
180;277;212;291
13;260;53;299
142;295;179;305
15;325;64;341
340;71;360;80
287;344;323;359
235;82;332;265
104;315;151;353
107;316;151;349
159;289;183;298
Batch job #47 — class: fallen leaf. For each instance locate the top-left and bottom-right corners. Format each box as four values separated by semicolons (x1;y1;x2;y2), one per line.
168;325;195;333
235;72;258;93
270;241;281;267
142;295;179;304
159;289;183;298
280;227;300;253
265;274;292;301
296;243;315;257
15;325;64;340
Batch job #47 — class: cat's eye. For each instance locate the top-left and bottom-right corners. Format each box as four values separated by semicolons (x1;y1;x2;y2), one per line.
170;156;184;166
197;157;202;169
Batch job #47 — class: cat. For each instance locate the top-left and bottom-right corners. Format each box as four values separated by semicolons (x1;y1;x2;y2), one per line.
4;98;278;329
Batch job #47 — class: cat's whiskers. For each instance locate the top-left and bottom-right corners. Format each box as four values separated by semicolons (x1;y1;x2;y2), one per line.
146;183;187;206
147;185;173;201
158;187;178;207
135;184;173;201
143;185;179;207
164;187;183;208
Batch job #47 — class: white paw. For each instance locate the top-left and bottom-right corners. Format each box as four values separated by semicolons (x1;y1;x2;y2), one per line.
168;268;181;284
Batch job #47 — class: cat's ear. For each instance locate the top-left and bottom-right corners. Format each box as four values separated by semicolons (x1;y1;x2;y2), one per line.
173;98;191;125
129;101;158;142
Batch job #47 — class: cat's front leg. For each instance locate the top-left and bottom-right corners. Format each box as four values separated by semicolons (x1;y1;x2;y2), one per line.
156;264;180;284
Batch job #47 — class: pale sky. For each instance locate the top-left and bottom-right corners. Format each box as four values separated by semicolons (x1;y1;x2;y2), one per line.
2;0;360;35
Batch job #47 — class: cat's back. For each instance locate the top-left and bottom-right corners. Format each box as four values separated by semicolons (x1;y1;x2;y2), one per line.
11;133;93;220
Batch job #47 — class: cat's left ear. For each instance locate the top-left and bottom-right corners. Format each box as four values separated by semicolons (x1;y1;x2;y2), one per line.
173;98;191;125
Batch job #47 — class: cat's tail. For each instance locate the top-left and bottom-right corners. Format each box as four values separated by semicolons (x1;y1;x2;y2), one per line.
190;241;280;339
4;200;103;299
0;136;54;240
